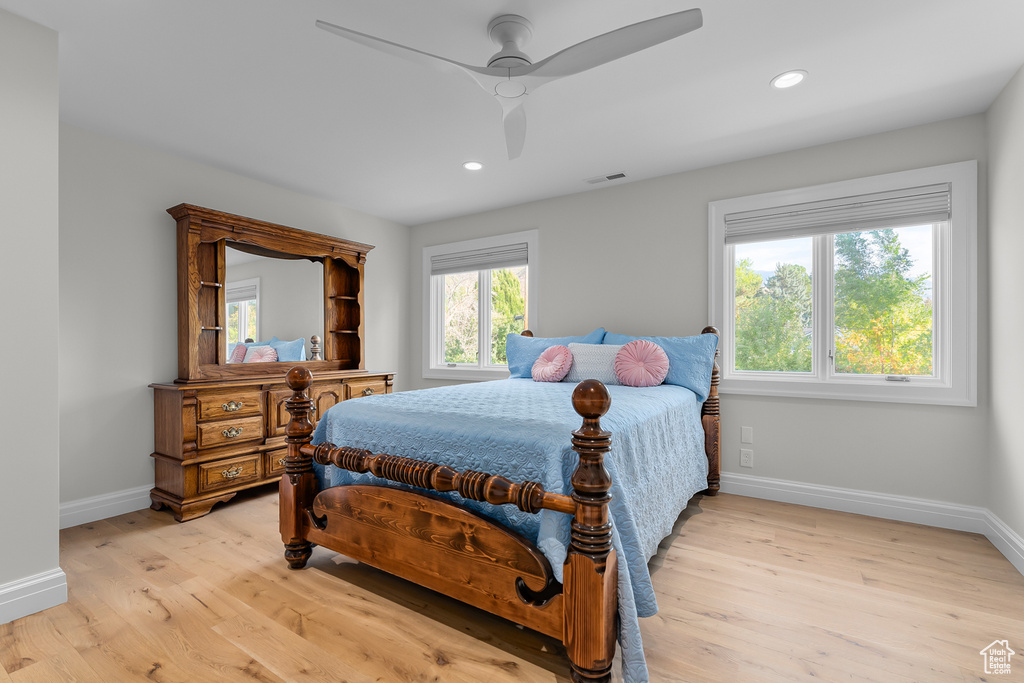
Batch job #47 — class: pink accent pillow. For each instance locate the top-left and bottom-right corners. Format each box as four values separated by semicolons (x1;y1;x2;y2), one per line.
532;344;573;382
614;339;670;387
228;344;247;364
243;345;278;363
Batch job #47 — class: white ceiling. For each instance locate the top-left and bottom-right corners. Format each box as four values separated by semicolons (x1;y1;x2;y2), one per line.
5;0;1024;226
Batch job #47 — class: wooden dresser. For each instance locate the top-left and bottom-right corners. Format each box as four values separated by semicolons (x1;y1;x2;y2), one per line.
150;371;392;521
150;204;394;521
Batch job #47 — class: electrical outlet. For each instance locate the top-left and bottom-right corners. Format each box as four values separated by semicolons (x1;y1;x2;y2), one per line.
740;449;754;468
741;426;753;444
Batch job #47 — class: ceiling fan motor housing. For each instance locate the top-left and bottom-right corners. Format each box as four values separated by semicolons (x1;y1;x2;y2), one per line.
487;14;534;67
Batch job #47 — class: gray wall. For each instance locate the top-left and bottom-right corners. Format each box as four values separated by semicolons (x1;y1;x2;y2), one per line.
0;8;61;600
987;63;1024;539
58;125;411;505
410;115;991;510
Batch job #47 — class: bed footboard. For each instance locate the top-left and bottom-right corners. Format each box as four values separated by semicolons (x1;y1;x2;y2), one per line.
280;367;619;683
310;483;566;638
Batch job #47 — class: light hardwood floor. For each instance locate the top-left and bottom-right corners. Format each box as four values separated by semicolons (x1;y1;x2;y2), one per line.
3;490;1022;682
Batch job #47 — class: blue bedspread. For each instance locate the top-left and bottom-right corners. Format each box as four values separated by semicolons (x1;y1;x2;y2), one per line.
312;378;709;683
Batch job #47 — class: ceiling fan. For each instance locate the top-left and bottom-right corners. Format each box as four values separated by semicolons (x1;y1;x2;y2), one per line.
315;9;703;160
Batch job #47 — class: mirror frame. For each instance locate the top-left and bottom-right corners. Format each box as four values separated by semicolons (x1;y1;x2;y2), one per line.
169;203;374;383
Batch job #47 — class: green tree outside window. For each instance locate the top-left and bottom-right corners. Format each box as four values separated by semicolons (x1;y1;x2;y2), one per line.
733;228;932;376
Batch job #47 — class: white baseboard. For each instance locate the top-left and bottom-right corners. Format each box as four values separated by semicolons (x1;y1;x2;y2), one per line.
720;472;1024;576
60;484;152;529
983;509;1024;576
0;568;67;625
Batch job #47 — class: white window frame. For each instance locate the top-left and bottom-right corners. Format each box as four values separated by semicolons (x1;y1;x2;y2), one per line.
708;161;977;406
423;230;539;381
226;277;260;344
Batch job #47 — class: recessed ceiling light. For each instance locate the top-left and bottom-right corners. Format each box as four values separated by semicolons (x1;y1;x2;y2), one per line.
462;161;484;171
771;70;807;89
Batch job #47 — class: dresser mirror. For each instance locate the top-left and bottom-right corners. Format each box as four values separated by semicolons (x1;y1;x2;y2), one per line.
169;203;373;383
224;244;325;361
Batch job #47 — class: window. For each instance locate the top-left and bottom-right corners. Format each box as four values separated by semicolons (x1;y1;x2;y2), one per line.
423;231;538;380
709;161;976;405
226;278;259;344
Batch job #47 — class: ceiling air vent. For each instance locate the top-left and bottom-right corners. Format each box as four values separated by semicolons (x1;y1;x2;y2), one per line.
584;172;627;185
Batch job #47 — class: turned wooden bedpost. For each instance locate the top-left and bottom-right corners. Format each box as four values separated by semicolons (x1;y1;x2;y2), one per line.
701;326;721;496
281;366;316;569
563;380;617;683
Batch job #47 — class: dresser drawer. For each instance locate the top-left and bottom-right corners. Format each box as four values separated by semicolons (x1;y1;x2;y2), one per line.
196;415;264;449
198;454;261;493
197;389;263;421
312;385;344;420
266;448;288;477
347;378;387;399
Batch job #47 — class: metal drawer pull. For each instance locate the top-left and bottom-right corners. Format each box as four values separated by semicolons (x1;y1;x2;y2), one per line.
221;466;243;479
222;401;244;412
221;426;244;438
362;387;375;396
278;457;286;466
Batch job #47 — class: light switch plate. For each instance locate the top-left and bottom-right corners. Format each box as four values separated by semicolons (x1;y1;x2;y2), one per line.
741;426;753;444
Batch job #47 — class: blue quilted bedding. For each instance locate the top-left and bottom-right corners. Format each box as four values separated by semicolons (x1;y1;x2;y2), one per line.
312;378;709;683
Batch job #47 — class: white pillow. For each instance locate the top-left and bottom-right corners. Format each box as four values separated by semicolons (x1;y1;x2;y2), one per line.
563;343;622;385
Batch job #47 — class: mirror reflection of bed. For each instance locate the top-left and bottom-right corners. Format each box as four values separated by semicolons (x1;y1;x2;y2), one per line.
225;243;324;363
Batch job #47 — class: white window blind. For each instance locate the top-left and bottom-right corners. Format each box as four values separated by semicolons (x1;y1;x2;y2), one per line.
226;281;258;303
724;183;951;244
429;242;529;276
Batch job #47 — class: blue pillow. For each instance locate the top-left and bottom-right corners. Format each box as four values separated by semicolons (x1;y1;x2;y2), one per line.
270;337;306;363
506;328;607;378
603;332;718;401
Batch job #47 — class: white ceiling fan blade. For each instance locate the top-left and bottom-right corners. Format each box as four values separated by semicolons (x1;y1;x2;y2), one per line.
499;98;527;160
520;8;703;79
316;19;504;82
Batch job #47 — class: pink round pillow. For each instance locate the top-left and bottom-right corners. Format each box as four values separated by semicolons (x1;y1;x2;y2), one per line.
243;345;278;363
615;339;670;387
532;344;573;382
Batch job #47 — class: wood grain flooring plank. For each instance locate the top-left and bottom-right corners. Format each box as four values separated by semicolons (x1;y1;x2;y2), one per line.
7;646;98;683
205;558;564;682
652;585;948;683
60;539;285;683
660;542;1023;675
651;496;1024;681
212;609;376;683
52;589;197;683
0;610;75;675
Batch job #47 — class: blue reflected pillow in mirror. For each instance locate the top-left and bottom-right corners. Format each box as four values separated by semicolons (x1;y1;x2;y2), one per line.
269;337;306;362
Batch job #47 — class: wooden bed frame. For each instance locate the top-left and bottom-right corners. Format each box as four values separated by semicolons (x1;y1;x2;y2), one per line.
279;327;721;682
